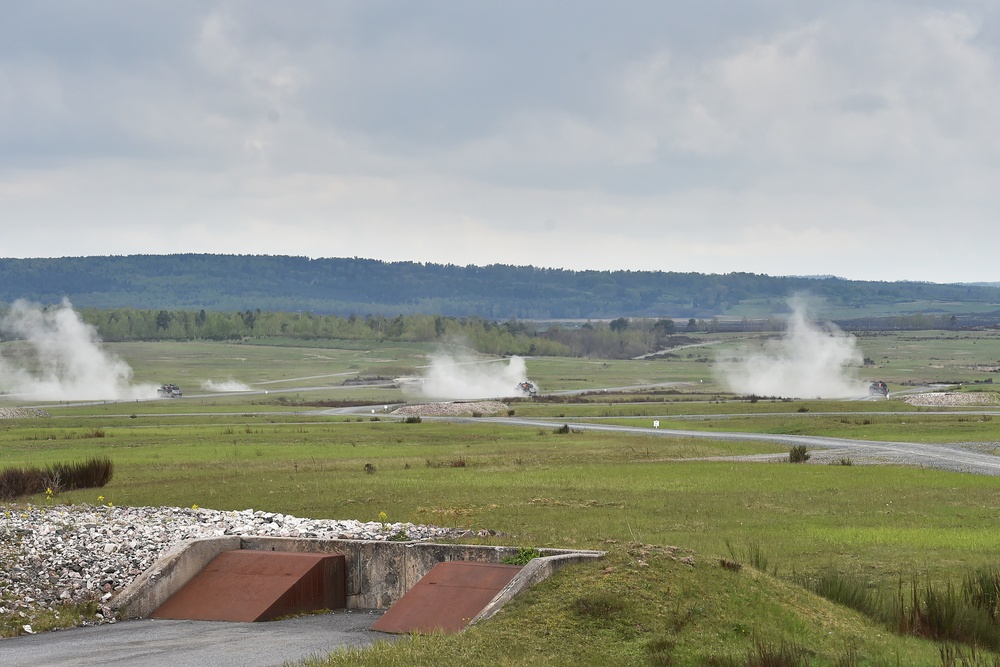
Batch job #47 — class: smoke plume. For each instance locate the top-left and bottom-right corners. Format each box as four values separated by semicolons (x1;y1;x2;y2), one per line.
412;351;531;400
714;297;867;399
0;299;157;401
201;379;252;392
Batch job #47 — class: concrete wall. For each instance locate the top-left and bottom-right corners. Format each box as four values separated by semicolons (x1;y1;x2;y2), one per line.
114;537;603;624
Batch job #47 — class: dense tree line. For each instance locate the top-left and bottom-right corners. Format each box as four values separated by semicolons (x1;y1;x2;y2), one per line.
1;254;998;320
74;308;681;359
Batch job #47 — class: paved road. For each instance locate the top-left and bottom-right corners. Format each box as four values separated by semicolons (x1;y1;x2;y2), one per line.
0;610;393;667
468;416;1000;476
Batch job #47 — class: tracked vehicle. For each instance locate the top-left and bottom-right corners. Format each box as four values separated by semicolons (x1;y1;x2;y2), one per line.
516;381;537;397
158;383;182;398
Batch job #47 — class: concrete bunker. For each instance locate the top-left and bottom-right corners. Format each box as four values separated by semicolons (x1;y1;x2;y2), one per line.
114;536;603;633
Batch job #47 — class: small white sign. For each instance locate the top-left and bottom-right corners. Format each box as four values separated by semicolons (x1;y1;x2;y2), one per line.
653;420;660;429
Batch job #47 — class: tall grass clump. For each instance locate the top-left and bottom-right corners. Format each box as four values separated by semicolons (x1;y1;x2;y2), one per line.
789;445;810;463
939;643;1000;667
805;570;1000;651
801;570;881;620
0;466;43;501
0;457;113;500
893;580;1000;650
47;457;115;491
963;568;1000;622
707;636;811;667
726;539;770;573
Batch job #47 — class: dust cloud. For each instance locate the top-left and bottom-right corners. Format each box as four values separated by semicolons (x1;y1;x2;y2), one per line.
0;300;157;401
412;352;532;401
714;298;867;399
200;379;252;392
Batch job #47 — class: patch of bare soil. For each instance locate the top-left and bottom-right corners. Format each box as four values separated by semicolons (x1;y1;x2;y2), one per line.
900;392;1000;407
392;401;510;417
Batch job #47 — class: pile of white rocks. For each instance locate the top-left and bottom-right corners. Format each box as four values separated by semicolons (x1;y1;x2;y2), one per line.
901;391;1000;406
0;504;469;629
391;401;510;417
0;407;50;419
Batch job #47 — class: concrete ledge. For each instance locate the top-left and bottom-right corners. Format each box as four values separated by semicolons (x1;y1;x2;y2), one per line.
115;536;241;620
114;537;603;625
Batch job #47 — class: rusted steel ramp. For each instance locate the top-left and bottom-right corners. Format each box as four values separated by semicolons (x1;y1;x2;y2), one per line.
151;550;346;622
372;561;522;634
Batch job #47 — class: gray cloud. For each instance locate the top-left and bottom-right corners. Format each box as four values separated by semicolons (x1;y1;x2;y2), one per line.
1;2;999;282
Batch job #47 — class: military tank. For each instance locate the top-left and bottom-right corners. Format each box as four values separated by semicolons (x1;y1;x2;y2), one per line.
158;383;182;398
868;381;888;397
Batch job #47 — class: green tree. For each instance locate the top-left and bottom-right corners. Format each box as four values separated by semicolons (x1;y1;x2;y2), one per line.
609;317;630;333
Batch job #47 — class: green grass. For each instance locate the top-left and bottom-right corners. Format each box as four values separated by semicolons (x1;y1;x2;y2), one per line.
6;415;1000;590
4;333;1000;663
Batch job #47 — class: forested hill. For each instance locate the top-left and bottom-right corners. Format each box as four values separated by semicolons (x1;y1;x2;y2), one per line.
1;254;999;320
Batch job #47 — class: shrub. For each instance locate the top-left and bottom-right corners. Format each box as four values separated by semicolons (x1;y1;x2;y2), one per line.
364;463;377;474
789;445;810;463
554;424;571;434
404;415;422;424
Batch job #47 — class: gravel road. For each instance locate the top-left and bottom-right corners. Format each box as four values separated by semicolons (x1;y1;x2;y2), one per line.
467;415;1000;476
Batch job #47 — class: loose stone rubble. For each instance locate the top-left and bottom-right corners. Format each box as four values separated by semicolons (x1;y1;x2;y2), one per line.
0;504;470;629
391;401;510;417
900;391;1000;407
0;407;50;419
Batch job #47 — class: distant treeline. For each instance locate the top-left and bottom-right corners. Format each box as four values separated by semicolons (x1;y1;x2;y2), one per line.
72;307;982;359
2;254;1000;319
77;308;684;359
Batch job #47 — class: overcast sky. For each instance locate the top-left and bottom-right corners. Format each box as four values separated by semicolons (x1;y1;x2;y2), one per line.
2;2;999;283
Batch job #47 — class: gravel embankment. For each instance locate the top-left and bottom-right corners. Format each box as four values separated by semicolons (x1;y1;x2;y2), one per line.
0;504;467;632
900;391;1000;407
391;401;510;417
0;408;50;419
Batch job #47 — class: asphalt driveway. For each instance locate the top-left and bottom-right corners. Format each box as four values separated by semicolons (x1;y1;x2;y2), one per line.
0;610;393;667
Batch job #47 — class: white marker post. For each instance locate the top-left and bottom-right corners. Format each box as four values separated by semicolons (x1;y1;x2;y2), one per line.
653;420;660;429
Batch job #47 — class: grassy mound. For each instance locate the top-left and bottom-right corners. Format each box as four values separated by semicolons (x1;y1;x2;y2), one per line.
305;545;945;666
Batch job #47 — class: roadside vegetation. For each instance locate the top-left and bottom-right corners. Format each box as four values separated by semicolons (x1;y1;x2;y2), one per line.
3;329;1000;663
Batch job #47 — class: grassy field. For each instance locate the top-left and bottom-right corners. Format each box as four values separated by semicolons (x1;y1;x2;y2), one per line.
4;330;1000;664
